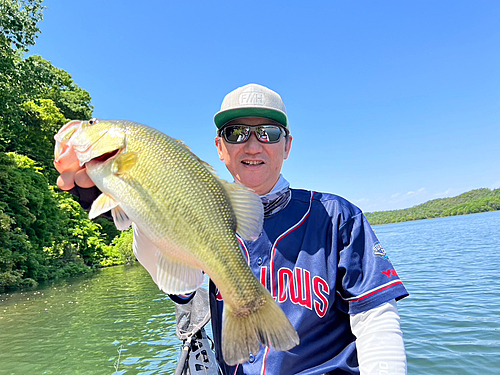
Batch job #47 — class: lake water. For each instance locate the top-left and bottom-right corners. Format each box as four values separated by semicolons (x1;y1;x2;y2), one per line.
0;211;499;374
374;210;500;374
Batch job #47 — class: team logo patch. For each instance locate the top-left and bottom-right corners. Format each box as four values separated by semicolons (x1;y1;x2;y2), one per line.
373;242;389;259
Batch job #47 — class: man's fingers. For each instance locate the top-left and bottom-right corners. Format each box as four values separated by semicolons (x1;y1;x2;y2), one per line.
56;165;94;190
74;169;95;188
57;170;76;190
54;158;81;174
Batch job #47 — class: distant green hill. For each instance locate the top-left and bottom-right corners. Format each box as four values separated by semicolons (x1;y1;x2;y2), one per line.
365;188;500;225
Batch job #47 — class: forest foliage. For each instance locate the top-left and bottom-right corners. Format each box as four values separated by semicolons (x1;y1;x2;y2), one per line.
0;0;133;292
365;188;500;225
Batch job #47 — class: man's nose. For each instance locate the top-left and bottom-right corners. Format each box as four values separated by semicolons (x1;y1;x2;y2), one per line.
243;132;263;152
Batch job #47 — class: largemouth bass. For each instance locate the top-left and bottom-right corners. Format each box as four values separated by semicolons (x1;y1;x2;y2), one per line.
54;118;299;365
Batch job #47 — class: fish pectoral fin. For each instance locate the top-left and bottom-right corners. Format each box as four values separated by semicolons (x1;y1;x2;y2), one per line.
112;206;132;230
156;251;204;295
133;224;204;294
89;193;119;219
221;180;264;241
111;151;138;176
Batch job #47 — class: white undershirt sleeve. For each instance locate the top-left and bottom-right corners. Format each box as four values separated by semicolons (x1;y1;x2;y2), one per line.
350;300;407;375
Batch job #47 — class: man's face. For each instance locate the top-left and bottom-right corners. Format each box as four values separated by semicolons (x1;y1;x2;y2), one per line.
215;117;292;196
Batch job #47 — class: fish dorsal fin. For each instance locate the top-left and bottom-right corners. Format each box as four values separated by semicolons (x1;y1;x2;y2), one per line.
171;136;220;178
89;193;119;219
111;151;138;176
111;206;132;230
173;137;187;146
173;138;195;154
199;159;219;178
133;224;204;294
220;180;264;241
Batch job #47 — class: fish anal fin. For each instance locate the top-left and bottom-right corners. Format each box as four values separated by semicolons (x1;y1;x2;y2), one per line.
89;193;119;219
220;181;264;241
156;251;204;295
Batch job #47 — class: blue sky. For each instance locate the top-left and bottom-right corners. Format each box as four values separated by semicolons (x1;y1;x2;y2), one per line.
29;0;500;212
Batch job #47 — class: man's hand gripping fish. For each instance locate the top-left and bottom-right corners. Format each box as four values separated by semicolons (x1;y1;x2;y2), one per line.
54;118;299;365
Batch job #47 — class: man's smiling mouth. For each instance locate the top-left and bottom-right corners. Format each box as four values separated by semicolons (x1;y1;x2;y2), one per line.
242;160;264;165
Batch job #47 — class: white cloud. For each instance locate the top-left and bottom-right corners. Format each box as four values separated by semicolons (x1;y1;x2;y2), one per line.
407;187;425;196
367;186;429;211
490;181;500;189
353;198;369;204
433;188;453;198
358;186;456;212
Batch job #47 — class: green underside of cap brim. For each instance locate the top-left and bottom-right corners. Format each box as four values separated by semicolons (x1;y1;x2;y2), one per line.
214;108;288;129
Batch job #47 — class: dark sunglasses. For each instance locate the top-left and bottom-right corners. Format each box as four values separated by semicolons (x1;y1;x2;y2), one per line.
219;124;288;144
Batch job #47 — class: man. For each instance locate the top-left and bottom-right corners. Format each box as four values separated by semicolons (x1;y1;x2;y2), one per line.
56;83;408;374
209;84;408;374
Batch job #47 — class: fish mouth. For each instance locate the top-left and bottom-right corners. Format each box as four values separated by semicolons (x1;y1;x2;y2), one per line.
74;127;125;166
85;149;121;165
54;120;83;160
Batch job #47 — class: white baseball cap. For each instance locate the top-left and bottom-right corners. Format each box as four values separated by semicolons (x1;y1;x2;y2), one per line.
214;83;288;129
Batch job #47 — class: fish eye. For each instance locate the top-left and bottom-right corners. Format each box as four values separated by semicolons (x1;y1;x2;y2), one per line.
88;118;99;126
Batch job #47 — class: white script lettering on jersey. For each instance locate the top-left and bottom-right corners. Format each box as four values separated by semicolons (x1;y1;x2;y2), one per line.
217;266;330;318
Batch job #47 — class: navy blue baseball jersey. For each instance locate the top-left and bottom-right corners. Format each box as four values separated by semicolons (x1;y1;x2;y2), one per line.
209;189;408;375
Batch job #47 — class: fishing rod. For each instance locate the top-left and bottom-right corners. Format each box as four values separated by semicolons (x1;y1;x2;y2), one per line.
173;288;221;375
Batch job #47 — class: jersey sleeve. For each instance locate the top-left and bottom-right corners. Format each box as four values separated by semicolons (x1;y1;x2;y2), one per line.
335;212;408;315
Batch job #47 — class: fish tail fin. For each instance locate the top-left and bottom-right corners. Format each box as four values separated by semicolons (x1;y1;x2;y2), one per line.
221;288;300;366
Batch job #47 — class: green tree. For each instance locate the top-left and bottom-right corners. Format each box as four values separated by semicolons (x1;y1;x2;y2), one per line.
46;190;110;268
0;151;57;290
0;152;112;292
101;229;135;267
1;54;93;182
1;0;44;148
365;188;500;225
0;1;127;291
1;1;92;182
0;0;45;52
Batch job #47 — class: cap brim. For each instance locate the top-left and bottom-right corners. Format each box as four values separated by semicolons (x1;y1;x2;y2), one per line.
214;107;288;129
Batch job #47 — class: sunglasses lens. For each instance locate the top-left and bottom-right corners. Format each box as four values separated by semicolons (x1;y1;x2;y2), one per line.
221;125;286;144
256;126;284;142
223;126;250;143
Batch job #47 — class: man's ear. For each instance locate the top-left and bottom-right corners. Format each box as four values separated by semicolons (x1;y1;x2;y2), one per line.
215;136;224;161
284;135;293;160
